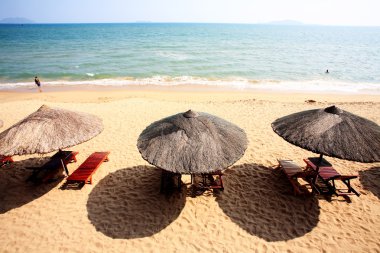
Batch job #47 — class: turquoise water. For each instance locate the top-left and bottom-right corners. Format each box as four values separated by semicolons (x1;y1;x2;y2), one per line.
1;23;380;93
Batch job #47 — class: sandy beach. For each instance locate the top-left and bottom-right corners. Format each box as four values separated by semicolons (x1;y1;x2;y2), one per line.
0;87;379;253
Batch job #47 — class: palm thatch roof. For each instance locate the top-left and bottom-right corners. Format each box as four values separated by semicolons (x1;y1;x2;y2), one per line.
137;110;248;174
0;105;103;156
0;119;3;128
272;105;380;163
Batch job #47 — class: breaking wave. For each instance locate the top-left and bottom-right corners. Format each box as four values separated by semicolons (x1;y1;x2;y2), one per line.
0;75;379;94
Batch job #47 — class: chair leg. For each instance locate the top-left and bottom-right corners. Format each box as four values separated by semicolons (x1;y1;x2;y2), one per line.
341;179;360;196
309;175;321;195
219;173;224;191
324;179;338;196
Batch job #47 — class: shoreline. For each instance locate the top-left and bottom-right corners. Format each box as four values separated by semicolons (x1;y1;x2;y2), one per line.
3;84;380;96
1;84;380;104
1;79;380;95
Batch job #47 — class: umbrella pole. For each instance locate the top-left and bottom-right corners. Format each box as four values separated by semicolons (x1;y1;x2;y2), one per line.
61;158;69;176
58;149;69;176
315;154;324;172
318;154;323;164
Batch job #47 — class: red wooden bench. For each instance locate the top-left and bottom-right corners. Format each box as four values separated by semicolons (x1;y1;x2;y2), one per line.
0;155;14;167
66;152;110;185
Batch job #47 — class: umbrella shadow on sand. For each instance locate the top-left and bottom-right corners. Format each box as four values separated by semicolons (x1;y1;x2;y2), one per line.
0;158;64;214
86;166;186;239
359;166;380;199
215;163;320;242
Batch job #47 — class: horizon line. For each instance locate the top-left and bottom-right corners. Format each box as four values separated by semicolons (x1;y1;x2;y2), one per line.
1;21;380;28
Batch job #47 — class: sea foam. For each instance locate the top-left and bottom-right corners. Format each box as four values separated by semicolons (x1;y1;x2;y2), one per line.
1;76;379;94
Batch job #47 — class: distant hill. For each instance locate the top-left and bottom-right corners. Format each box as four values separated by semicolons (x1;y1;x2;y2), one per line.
266;20;304;26
0;17;35;24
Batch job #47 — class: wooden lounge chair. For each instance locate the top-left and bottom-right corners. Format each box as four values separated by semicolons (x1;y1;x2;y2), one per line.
191;170;224;191
51;150;78;163
27;151;79;183
277;159;314;195
203;170;224;190
0;155;14;167
66;151;110;185
303;158;360;197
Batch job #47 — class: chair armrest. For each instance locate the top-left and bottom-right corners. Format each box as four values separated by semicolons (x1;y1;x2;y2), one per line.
339;175;358;180
325;175;341;181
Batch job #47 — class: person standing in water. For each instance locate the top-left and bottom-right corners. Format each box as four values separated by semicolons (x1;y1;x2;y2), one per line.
325;69;329;74
34;76;42;92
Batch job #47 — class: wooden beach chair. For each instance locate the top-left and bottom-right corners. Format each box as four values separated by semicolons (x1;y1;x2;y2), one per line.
202;170;224;190
277;159;314;195
51;150;78;163
26;151;79;183
190;170;224;192
0;155;14;167
66;151;110;185
303;158;360;197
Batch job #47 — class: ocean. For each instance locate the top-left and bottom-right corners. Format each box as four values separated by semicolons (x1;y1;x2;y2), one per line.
1;23;380;93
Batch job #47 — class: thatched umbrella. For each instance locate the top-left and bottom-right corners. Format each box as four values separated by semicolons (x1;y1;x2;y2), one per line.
272;105;380;163
0;105;103;174
137;110;248;174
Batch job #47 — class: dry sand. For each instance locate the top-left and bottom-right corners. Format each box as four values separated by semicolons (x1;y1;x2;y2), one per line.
0;87;379;253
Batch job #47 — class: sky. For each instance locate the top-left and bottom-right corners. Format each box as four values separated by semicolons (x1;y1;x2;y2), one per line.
1;0;380;26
